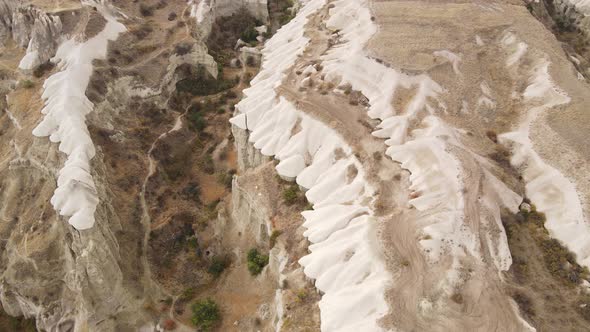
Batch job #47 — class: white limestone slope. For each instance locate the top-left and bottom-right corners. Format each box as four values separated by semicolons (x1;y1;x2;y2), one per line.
32;1;125;230
319;0;519;276
230;0;391;330
498;33;590;269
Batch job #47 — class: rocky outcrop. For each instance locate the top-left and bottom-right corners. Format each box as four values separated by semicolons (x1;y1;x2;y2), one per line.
0;0;62;70
213;0;268;22
231;123;271;172
0;124;152;331
229;125;321;331
161;42;217;94
190;0;268;38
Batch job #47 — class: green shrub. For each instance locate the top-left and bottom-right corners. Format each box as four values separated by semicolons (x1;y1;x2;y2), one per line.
182;182;201;203
279;12;295;25
282;185;299;205
208;256;229;278
176;65;238;96
191;298;220;331
188;111;206;131
241;26;258;43
522;205;590;286
181;287;195;301
33;61;55;78
186;237;198;249
269;230;282;248
225;90;238;99
247;248;269;275
139;4;153;16
296;289;308;301
512;291;535;318
20;80;34;89
217;172;234;189
199;154;215;174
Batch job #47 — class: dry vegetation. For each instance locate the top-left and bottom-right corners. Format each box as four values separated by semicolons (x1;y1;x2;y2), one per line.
0;306;35;332
502;203;590;330
528;0;590;79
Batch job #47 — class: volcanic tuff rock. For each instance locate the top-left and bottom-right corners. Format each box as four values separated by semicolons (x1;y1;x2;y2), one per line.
0;0;62;70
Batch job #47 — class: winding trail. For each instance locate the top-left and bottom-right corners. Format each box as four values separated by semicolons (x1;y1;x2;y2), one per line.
267;0;531;330
136;105;196;330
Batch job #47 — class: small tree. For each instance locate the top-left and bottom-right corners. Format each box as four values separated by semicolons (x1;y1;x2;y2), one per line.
240;26;258;43
139;4;153;16
191;298;220;331
20;80;34;89
208;256;229;278
282;185;299;205
247;248;269;275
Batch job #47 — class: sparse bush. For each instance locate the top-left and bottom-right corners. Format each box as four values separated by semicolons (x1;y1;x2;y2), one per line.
188;111;206;131
282;185;299;205
181;287;195;301
485;130;498;143
132;22;153;39
20;80;34;89
186;237;198;249
208;255;229;278
139;4;154;16
240;26;258;43
33;61;55;78
182;182;201;203
247;248;269;275
296;289;308;302
521;205;590;286
246;55;256;67
206;9;259;63
197;200;219;229
489;146;512;170
512;291;535;318
155;0;168;10
450;293;463;304
199;154;215;174
279;10;296;25
226;90;238;99
175;43;192;56
217;171;234;189
168;12;177;21
191;298;220;331
539;237;588;285
269;230;282;248
176;65;238;96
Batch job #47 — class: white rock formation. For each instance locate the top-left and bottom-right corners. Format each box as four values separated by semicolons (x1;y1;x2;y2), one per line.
33;1;125;230
230;0;391;329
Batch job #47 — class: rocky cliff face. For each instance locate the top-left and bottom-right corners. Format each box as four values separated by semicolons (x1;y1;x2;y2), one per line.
0;2;155;329
0;0;63;70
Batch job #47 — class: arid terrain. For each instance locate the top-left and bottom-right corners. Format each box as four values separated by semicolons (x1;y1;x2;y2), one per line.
0;0;590;331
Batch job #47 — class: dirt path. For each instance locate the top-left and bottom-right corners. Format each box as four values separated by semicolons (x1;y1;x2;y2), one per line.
268;1;535;331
